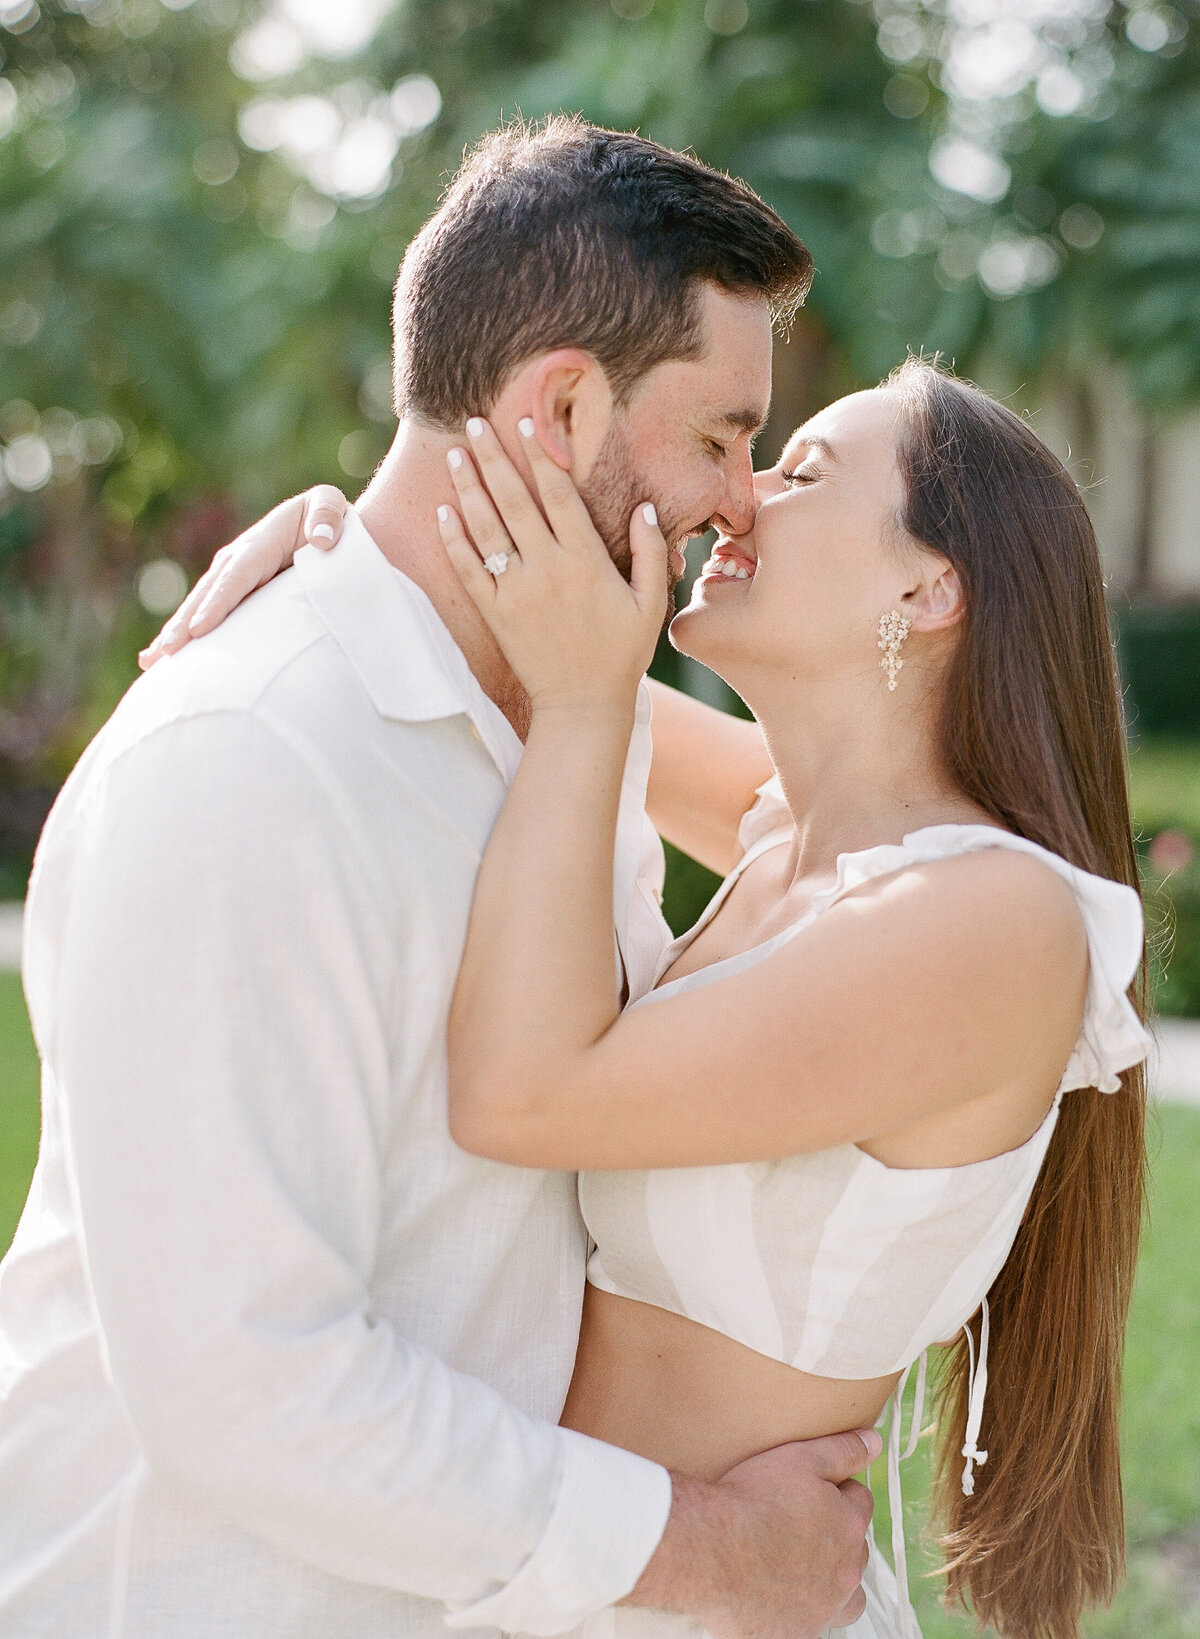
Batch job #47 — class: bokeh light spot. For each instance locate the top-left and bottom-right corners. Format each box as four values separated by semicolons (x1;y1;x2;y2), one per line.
1150;829;1195;875
930;137;1011;203
389;74;441;137
883;75;929;119
0;301;42;347
358;358;395;424
0;80;17;140
0;0;39;34
1036;62;1085;116
230;19;306;83
704;0;749;37
3;436;53;493
1058;202;1104;249
193;138;239;186
878;14;924;64
977;235;1061;298
137;559;189;617
338;430;379;479
1125;9;1171;53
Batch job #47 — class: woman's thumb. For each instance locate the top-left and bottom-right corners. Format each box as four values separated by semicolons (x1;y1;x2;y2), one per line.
628;502;669;612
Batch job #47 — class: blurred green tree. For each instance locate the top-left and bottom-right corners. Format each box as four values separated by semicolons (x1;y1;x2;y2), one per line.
1;0;1198;891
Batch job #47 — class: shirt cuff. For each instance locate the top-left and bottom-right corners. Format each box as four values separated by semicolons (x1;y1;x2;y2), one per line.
444;1427;672;1636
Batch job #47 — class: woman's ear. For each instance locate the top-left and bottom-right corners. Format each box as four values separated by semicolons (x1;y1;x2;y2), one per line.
904;558;965;633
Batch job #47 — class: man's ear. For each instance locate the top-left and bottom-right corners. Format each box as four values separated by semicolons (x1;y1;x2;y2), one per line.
904;558;965;633
520;350;615;477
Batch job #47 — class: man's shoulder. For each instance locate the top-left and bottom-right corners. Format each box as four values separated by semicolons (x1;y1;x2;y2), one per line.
90;570;366;774
139;569;328;711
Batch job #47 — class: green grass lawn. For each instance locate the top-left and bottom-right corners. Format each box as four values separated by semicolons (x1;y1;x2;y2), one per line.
0;971;1198;1633
870;1101;1200;1638
1130;740;1200;839
0;972;40;1253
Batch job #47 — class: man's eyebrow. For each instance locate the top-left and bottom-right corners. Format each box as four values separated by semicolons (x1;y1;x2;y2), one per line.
717;406;771;436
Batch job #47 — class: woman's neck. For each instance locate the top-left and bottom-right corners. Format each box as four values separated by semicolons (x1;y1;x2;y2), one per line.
751;672;987;883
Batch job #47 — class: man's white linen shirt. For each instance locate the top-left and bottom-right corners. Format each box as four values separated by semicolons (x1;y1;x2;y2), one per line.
0;513;674;1639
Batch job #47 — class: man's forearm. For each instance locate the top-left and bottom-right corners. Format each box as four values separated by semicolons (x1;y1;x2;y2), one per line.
622;1474;734;1622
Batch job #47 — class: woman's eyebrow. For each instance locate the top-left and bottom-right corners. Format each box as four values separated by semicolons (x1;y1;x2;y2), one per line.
789;433;839;462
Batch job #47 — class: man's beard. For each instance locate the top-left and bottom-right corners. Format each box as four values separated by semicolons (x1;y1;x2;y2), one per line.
579;421;691;628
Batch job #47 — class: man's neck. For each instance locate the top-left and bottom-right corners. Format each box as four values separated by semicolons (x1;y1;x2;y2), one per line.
357;420;531;738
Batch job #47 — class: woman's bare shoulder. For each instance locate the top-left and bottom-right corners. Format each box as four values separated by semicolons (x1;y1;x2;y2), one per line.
805;838;1089;1007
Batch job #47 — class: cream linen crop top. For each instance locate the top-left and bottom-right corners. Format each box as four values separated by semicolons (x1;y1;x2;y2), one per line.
579;779;1151;1637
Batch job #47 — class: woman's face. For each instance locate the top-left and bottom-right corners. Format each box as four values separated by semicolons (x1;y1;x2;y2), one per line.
669;386;922;696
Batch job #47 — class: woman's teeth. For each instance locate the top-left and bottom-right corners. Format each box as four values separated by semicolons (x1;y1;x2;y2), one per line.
714;559;752;580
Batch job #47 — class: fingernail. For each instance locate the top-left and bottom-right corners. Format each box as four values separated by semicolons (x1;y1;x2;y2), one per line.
861;1429;883;1462
447;448;465;470
437;505;451;526
518;417;535;439
642;503;658;527
311;523;335;542
466;418;485;439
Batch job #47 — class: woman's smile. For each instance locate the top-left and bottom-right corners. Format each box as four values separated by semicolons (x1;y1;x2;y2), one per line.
697;538;757;584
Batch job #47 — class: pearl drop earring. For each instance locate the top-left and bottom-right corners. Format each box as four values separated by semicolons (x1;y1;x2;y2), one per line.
877;609;911;691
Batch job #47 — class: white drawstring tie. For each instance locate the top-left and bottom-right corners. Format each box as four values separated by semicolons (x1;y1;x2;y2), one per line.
875;1303;991;1638
873;1304;990;1636
960;1297;990;1497
883;1348;927;1639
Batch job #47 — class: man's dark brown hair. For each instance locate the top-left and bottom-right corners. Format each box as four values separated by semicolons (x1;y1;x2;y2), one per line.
392;115;813;429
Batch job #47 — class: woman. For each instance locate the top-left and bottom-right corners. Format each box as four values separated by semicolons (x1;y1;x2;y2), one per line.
153;358;1150;1639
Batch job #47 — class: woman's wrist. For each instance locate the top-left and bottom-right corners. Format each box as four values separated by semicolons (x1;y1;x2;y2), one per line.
528;682;641;726
525;695;639;791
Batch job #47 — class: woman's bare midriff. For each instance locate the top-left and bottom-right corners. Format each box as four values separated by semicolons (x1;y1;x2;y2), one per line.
561;1284;900;1483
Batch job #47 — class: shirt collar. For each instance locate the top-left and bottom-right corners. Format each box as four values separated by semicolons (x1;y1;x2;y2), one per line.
294;509;522;781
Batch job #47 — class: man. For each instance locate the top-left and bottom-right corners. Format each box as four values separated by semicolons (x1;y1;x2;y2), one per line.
0;119;877;1639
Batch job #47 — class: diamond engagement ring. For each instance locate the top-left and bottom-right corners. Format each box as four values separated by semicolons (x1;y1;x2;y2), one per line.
483;551;511;577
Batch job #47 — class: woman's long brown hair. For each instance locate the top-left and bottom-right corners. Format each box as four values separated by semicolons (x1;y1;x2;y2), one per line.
889;357;1148;1639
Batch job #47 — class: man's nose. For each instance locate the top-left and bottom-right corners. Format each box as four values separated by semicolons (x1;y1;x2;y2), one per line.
712;445;757;538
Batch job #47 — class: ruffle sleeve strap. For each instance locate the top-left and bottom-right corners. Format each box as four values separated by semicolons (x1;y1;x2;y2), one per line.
735;774;794;856
812;823;1152;1097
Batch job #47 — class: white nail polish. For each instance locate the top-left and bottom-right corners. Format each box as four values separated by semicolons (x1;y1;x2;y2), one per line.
642;503;658;527
518;417;535;439
311;523;335;542
466;418;484;439
447;448;464;470
437;505;451;525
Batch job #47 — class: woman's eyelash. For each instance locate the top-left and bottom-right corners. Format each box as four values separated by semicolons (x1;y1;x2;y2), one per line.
781;466;820;486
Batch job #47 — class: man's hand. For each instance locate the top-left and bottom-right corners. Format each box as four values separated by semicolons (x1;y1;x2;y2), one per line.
623;1428;880;1639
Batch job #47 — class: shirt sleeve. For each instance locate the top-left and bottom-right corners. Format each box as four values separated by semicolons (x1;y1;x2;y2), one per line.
42;709;671;1633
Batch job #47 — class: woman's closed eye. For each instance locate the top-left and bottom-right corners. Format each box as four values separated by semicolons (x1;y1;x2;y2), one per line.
780;464;823;487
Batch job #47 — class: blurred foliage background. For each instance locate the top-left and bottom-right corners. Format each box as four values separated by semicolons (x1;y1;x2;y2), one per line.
2;4;1200;1635
3;0;1200;952
3;0;1200;1000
